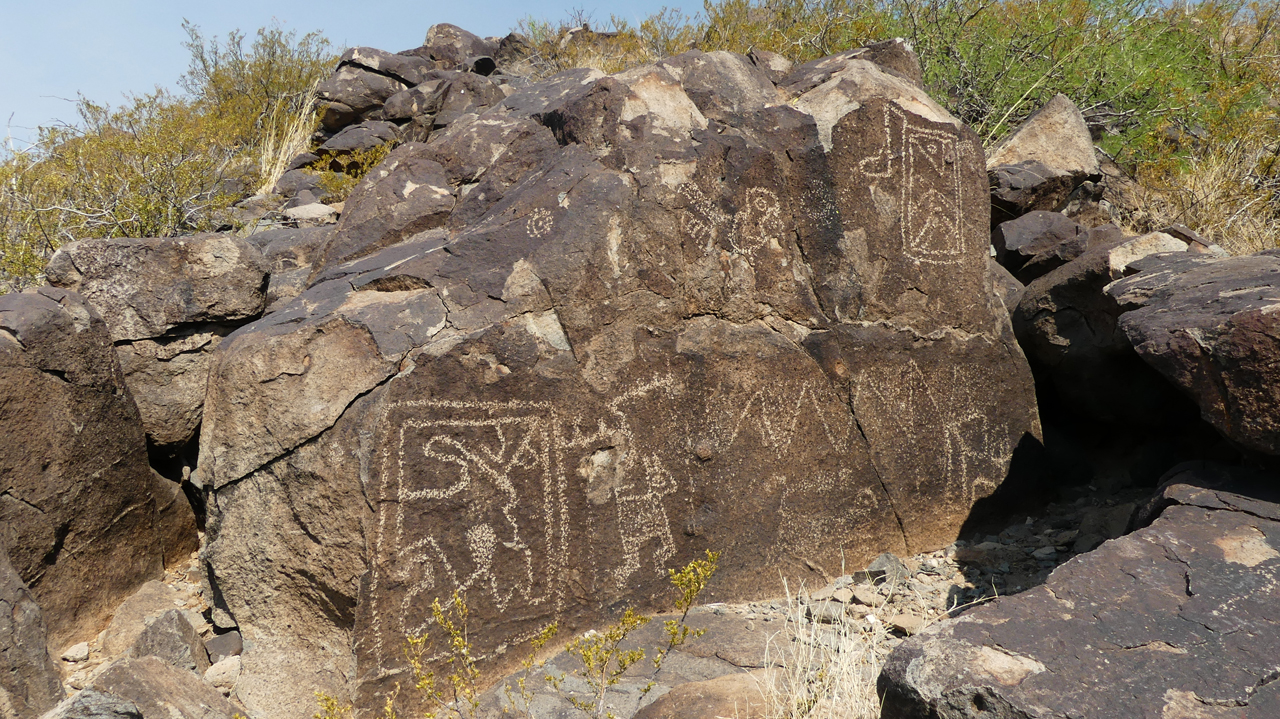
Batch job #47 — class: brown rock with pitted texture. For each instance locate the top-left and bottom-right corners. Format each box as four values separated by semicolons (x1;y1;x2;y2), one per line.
878;492;1280;718
45;234;267;451
339;46;438;87
748;49;793;84
1107;251;1280;455
198;40;1038;719
0;548;64;719
90;657;238;719
987;94;1099;179
317;66;407;123
44;234;267;342
1013;232;1192;425
993;211;1090;283
250;226;335;311
417;23;497;67
987;95;1102;225
657;50;781;121
309;143;455;273
0;288;163;649
633;670;774;719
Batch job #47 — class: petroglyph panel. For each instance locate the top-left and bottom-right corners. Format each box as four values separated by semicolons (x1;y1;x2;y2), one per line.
850;103;973;266
678;183;785;256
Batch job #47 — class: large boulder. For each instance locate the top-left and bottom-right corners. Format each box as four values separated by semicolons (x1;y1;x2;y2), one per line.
88;657;238;719
987;94;1101;225
879;468;1280;718
415;23;498;67
1012;232;1194;425
198;45;1040;718
45;234;268;452
0;547;64;719
1107;251;1280;456
0;288;164;648
992;210;1091;283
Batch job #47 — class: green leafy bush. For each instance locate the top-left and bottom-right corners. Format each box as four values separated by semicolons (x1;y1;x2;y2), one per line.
0;21;335;292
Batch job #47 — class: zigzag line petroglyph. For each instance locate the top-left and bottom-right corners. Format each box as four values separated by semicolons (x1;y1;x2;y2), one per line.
712;381;856;456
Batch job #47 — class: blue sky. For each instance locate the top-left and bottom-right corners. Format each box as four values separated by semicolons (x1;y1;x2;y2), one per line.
0;0;706;148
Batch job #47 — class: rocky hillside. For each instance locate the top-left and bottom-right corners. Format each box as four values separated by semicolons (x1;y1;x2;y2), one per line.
1;23;1278;719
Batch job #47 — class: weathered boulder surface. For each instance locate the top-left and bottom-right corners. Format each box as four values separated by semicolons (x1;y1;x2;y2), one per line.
1107;251;1280;456
89;657;238;719
1013;232;1193;425
987;95;1101;225
45;234;268;451
0;547;64;719
41;690;143;719
198;43;1039;717
991;210;1090;283
0;288;164;648
879;471;1280;719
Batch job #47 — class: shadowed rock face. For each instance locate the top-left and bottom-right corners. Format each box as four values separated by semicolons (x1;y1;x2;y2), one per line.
0;548;64;719
0;288;164;649
197;46;1040;718
1108;251;1280;456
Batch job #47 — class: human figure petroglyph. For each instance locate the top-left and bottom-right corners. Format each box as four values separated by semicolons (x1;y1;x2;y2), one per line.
369;376;686;665
852;360;1008;507
678;183;785;256
850;104;974;266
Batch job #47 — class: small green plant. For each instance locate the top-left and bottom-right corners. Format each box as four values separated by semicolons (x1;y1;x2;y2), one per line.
503;621;561;715
548;549;721;719
310;143;395;202
401;590;484;719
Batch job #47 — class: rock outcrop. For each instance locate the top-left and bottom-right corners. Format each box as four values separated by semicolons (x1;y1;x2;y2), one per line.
0;547;64;719
1012;232;1195;425
879;466;1280;718
196;42;1040;717
987;94;1101;225
1108;251;1280;456
45;234;269;453
0;287;165;648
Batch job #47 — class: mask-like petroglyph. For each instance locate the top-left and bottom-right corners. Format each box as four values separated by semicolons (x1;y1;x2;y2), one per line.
678;184;785;256
852;104;974;266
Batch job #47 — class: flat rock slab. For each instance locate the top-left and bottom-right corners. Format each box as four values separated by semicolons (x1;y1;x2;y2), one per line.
879;496;1280;718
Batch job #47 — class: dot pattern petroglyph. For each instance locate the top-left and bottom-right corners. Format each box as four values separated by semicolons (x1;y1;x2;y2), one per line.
525;208;554;238
851;104;974;266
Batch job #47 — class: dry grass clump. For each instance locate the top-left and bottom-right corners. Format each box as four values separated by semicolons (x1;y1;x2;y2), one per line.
511;8;702;79
756;581;890;719
1122;134;1280;255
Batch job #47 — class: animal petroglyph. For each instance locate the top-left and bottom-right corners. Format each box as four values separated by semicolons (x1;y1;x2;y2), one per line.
678;184;785;256
852;104;974;266
853;359;1008;507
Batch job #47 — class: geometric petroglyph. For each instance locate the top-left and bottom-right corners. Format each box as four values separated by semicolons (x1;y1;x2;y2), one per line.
678;184;785;256
526;208;555;238
852;104;973;266
368;375;685;667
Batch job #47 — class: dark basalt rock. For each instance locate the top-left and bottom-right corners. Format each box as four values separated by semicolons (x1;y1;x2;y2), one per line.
1108;251;1280;455
992;210;1090;283
879;472;1280;719
0;548;64;719
197;42;1041;718
0;288;165;648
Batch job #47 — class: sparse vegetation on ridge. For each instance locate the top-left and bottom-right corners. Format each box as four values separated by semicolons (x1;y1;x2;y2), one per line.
2;1;1278;286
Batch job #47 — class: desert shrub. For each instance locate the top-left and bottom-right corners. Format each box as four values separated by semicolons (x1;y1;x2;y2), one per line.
0;21;335;292
311;143;397;202
512;8;702;77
